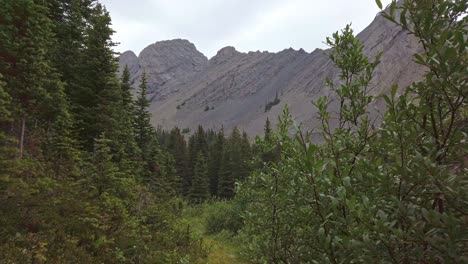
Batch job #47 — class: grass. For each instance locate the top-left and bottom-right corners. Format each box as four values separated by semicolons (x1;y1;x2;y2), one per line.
180;203;245;264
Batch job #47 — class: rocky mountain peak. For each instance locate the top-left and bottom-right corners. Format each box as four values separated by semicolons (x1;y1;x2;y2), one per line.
210;46;240;64
118;50;139;77
125;39;208;100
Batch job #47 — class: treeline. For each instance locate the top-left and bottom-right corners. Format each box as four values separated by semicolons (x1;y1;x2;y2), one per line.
155;122;277;202
0;0;207;262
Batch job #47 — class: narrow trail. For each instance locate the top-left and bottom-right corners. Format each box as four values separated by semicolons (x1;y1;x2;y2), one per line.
204;236;242;264
181;206;245;264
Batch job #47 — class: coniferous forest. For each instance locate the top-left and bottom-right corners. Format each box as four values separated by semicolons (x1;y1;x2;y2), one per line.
0;0;467;263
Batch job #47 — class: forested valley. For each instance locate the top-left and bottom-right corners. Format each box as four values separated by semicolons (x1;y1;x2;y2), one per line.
0;0;466;263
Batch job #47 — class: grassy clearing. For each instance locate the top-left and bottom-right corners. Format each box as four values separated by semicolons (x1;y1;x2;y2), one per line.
180;203;245;264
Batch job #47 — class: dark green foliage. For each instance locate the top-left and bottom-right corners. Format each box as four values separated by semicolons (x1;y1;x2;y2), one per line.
208;129;225;196
264;117;272;142
120;65;134;114
260;117;279;164
0;1;208;262
157;125;253;200
134;72;153;155
218;127;242;199
189;153;210;203
239;131;252;180
205;201;243;235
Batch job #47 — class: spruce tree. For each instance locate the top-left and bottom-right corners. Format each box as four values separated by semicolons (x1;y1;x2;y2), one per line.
261;117;278;163
91;133;119;197
168;127;188;196
264;117;272;142
186;125;208;194
134;72;153;159
218;127;242;199
0;0;67;158
208;128;225;196
120;65;134;112
0;74;16;179
189;153;209;203
240;131;252;180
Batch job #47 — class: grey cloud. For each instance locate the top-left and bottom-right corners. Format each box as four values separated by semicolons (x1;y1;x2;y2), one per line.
100;0;392;58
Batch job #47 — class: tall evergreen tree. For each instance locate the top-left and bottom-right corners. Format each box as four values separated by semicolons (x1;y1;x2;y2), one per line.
208;128;225;196
0;74;17;182
134;72;153;159
90;133;119;197
240;131;252;180
186;125;208;194
264;117;272;142
189;153;209;203
0;0;67;158
168;127;188;195
120;65;134;112
218;127;242;199
261;117;278;164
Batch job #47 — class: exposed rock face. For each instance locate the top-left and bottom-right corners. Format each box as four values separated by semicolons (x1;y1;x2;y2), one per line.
119;39;208;100
118;50;139;78
119;10;424;136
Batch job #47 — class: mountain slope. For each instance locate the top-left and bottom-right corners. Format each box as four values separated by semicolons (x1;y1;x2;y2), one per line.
119;10;424;136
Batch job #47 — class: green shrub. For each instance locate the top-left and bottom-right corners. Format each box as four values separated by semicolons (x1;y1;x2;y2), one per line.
205;201;243;235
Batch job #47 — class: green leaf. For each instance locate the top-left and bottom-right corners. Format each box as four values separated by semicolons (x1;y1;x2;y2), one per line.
400;10;407;28
383;94;392;106
343;177;351;187
391;84;398;98
375;0;383;9
389;1;396;16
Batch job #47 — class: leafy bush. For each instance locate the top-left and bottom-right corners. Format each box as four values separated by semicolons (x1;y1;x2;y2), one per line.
237;1;468;262
205;201;243;235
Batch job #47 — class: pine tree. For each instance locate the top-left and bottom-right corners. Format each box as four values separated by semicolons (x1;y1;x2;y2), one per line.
195;125;208;156
120;65;135;113
145;133;180;198
0;74;17;179
0;0;68;158
240;131;252;180
261;117;278;163
208;128;225;196
186;125;208;194
134;72;153;157
91;133;119;197
168;127;188;196
113;64;139;172
264;117;272;142
218;127;242;199
189;153;209;203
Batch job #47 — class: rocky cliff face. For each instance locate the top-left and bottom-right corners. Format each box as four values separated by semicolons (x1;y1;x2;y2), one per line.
119;10;424;136
118;39;208;100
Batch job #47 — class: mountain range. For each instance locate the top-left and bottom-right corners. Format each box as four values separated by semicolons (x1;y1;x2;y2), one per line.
118;7;424;136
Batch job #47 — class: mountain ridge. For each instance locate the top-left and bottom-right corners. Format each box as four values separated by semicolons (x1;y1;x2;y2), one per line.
119;8;424;136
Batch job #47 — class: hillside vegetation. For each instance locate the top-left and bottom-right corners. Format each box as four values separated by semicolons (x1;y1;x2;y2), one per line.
0;0;466;263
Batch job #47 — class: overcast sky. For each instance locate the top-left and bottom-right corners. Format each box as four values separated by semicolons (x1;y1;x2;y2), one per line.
100;0;392;58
